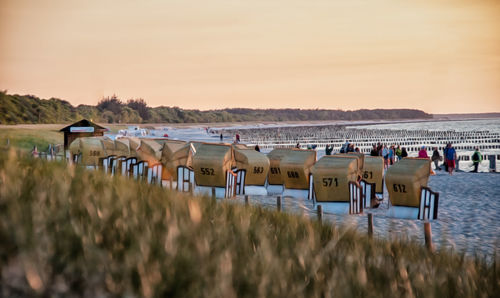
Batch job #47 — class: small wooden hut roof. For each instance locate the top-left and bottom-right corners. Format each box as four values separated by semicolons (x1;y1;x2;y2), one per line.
59;119;108;133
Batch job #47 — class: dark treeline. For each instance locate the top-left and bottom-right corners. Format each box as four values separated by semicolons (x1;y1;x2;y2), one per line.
0;91;432;124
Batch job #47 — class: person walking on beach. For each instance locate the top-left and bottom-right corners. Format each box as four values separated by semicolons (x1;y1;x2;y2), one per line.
377;143;383;156
431;147;441;170
325;144;333;156
254;144;260;152
445;143;457;175
401;147;408;158
418;146;429;158
395;145;402;161
220;133;223;141
340;140;349;153
471;147;482;173
370;144;378;156
388;145;395;165
443;146;449;172
295;143;300;149
382;145;389;169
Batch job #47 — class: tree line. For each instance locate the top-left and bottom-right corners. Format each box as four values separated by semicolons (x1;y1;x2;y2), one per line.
0;91;432;124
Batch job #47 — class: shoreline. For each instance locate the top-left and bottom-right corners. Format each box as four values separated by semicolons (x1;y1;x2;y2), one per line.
1;115;499;130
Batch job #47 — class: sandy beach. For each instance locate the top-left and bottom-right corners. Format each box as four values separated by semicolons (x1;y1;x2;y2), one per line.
4;120;498;257
230;170;500;258
130;121;499;257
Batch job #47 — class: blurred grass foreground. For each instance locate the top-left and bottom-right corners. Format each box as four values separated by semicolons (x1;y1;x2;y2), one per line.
0;149;498;297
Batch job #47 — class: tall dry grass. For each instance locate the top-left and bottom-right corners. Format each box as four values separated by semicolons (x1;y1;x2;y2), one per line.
0;127;62;152
0;149;498;297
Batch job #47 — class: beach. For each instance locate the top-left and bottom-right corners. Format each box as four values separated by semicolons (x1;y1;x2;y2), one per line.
136;119;500;258
223;170;500;258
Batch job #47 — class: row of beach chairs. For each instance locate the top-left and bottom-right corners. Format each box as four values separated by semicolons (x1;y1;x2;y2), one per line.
69;136;439;220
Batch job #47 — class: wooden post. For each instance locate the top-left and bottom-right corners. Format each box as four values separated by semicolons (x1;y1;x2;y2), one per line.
489;155;497;172
211;187;216;199
367;213;373;238
245;195;249;205
424;222;433;252
317;205;323;223
277;196;282;212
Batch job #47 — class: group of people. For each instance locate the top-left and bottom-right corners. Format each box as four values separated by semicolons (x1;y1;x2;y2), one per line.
373;142;459;175
369;143;407;169
259;139;484;174
323;141;484;175
422;144;457;175
421;143;482;175
324;141;360;156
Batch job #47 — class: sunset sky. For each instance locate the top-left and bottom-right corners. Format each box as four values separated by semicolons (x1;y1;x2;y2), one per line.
1;0;499;113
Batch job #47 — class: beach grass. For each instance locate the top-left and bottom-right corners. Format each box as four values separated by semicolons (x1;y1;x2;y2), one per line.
0;149;498;297
0;124;133;152
0;126;62;152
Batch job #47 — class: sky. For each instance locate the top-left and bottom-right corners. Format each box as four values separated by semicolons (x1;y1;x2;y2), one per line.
1;0;499;113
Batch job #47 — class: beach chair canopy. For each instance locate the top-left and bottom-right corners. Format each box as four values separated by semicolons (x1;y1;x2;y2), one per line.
151;138;170;146
114;138;131;157
192;143;235;187
164;142;196;180
363;156;385;193
69;137;107;166
347;152;365;172
232;143;249;150
100;137;115;156
385;158;431;207
160;140;188;165
312;155;359;202
189;141;205;153
137;139;162;163
281;149;316;190
267;148;295;185
68;138;81;156
234;148;270;186
126;137;141;157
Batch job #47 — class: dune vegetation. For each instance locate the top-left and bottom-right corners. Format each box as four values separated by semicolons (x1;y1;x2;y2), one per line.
0;127;62;152
0;149;498;297
1;91;432;125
